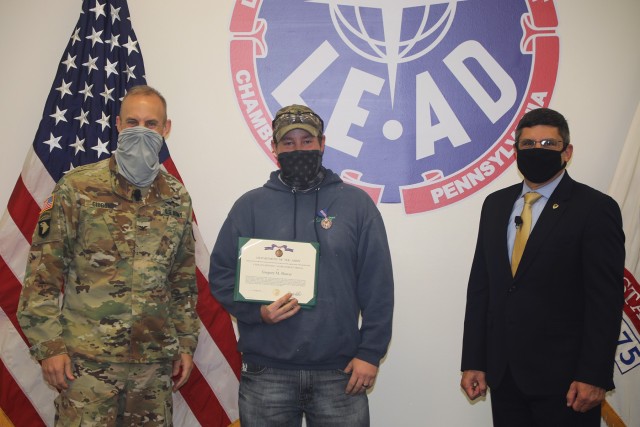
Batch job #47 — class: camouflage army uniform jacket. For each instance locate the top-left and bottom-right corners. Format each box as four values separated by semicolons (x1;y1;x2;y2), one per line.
18;157;199;363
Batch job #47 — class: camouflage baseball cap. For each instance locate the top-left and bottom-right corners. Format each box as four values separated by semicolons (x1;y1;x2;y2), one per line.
272;104;324;143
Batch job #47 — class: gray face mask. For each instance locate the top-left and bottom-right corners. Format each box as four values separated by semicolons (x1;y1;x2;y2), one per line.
114;126;164;187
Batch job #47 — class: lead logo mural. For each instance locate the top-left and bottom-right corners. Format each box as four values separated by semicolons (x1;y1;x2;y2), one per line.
230;0;559;214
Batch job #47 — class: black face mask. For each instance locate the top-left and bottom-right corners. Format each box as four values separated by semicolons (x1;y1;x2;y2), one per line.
277;150;324;190
515;147;566;184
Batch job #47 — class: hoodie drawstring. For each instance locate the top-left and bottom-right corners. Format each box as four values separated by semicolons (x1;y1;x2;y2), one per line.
290;187;321;256
314;188;321;256
292;189;297;240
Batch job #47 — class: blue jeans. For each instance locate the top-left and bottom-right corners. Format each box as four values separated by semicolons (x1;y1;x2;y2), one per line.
239;363;369;427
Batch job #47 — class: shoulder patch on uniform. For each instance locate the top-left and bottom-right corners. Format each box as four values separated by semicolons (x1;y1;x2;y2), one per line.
40;195;54;213
37;215;51;238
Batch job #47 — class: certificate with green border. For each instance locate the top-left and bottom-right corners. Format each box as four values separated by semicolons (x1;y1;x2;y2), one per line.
234;238;318;307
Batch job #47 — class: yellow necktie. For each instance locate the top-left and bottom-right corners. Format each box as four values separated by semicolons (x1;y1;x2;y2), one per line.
511;192;542;276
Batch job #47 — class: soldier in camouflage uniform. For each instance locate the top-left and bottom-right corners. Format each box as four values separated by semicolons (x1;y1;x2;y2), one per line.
18;85;200;426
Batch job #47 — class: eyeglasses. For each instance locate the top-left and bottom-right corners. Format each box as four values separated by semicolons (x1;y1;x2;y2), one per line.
516;138;565;150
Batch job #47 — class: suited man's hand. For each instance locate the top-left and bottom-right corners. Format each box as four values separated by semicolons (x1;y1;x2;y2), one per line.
566;381;605;412
461;370;487;400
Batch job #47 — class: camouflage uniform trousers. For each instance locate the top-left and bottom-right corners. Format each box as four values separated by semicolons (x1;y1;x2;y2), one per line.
54;356;173;427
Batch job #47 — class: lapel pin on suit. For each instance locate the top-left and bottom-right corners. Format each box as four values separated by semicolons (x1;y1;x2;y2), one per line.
553;203;559;209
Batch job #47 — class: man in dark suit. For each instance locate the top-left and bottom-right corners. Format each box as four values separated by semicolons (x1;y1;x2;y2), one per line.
460;108;625;426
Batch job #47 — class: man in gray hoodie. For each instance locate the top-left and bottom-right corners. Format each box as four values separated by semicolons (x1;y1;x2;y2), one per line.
209;104;394;426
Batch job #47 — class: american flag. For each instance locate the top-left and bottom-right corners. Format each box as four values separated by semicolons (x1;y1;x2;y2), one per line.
602;104;640;427
0;1;241;425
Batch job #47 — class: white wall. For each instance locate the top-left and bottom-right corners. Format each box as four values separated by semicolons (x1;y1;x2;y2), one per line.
1;1;639;425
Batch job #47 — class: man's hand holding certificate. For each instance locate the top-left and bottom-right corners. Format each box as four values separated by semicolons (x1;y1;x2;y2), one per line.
235;238;319;307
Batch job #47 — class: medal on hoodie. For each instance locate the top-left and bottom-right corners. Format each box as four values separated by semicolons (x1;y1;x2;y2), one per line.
317;209;332;229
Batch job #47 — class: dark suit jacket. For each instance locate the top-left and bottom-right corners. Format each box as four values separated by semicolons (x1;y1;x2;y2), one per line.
461;172;625;395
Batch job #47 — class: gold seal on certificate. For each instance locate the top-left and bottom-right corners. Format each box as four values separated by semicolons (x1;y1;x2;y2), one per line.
234;238;319;307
